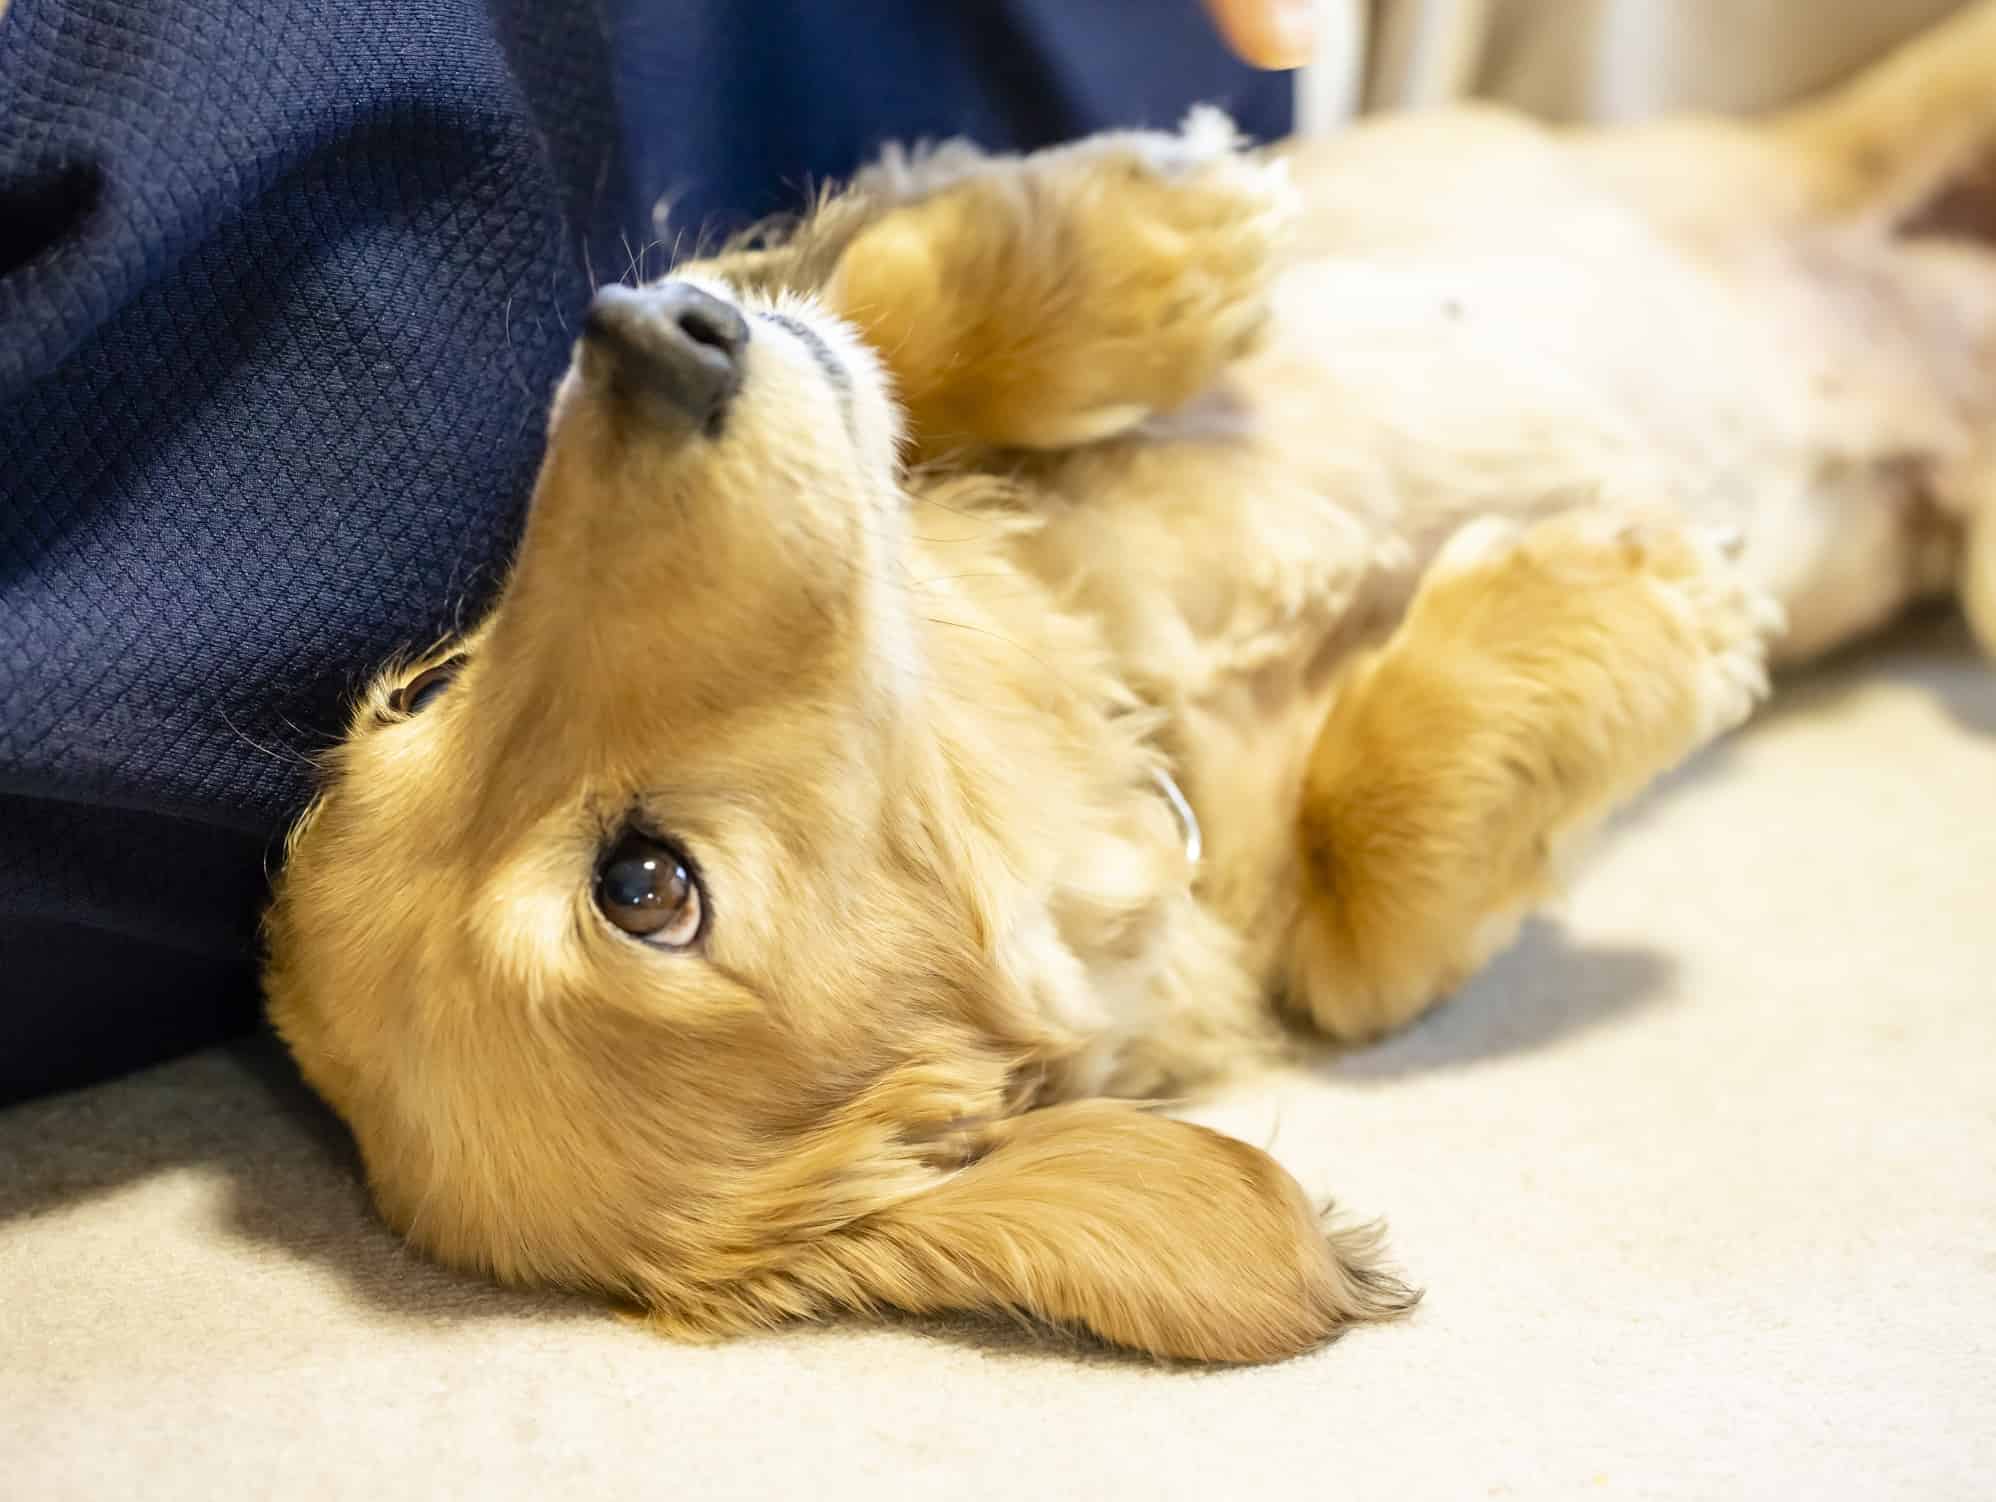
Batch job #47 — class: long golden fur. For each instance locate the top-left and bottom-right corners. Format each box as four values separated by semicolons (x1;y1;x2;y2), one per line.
265;7;1996;1363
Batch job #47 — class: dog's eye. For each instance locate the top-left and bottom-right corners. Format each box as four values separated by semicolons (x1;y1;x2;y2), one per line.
596;831;704;947
390;656;466;716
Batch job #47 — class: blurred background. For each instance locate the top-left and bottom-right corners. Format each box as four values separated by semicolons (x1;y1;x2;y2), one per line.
1331;0;1965;123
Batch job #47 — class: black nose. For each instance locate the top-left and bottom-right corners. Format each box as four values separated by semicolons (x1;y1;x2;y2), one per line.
583;282;750;431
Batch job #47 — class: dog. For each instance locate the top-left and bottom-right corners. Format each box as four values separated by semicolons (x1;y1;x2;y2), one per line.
265;4;1996;1363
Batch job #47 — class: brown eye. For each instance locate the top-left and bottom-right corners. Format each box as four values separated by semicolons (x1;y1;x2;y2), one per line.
390;655;466;716
596;831;704;947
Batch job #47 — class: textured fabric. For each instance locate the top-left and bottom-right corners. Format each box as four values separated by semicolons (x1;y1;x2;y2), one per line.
3;617;1991;1498
0;0;1289;1103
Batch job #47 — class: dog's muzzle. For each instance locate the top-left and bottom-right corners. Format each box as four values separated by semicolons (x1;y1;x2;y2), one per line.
583;282;749;433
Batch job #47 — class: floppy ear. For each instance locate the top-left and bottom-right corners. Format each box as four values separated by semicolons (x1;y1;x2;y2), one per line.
795;1102;1415;1362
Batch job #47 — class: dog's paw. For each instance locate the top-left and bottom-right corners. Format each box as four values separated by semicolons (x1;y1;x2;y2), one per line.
827;111;1296;453
1288;508;1780;1043
1528;510;1780;745
1624;519;1785;744
1419;507;1784;767
1053;110;1298;425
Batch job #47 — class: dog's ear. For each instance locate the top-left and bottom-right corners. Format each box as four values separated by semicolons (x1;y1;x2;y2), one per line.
795;1102;1415;1362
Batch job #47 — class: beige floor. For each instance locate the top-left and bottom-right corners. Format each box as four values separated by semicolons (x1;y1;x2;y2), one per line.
4;615;1992;1501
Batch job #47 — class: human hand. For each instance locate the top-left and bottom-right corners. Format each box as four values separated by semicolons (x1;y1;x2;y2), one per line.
1201;0;1318;69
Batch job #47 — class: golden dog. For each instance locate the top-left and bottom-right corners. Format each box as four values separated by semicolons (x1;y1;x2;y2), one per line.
265;6;1996;1362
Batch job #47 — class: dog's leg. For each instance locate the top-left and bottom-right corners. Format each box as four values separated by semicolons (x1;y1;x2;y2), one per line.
1287;510;1783;1042
1765;1;1996;660
1775;0;1996;217
824;109;1294;456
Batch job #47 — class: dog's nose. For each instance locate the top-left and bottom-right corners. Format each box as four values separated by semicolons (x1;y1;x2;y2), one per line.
583;282;749;430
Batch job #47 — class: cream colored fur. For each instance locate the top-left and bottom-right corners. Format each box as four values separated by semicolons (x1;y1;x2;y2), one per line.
265;5;1996;1363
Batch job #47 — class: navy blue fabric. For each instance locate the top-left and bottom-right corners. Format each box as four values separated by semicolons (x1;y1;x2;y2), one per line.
0;0;1291;1104
608;0;1297;243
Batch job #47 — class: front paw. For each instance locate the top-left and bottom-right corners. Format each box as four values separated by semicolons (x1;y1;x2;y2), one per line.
1417;509;1784;774
1039;108;1297;440
827;110;1297;453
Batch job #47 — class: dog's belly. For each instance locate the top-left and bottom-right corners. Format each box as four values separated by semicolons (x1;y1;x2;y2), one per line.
1253;247;1968;660
1276;109;1990;655
1012;125;1991;966
1045;118;1986;669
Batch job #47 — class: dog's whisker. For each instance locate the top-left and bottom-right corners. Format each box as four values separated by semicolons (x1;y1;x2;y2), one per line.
271;709;333;756
909;571;1031;587
554;255;577;333
219;707;318;772
918;615;1069;683
1262;1103;1287;1155
500;293;533;403
908;532;1017;546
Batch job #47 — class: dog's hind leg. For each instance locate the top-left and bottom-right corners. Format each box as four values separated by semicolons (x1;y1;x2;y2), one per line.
1773;0;1996;220
1284;509;1783;1043
1771;0;1996;658
823;109;1294;457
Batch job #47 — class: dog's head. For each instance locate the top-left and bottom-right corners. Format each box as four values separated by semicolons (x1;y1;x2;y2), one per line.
265;211;1407;1361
